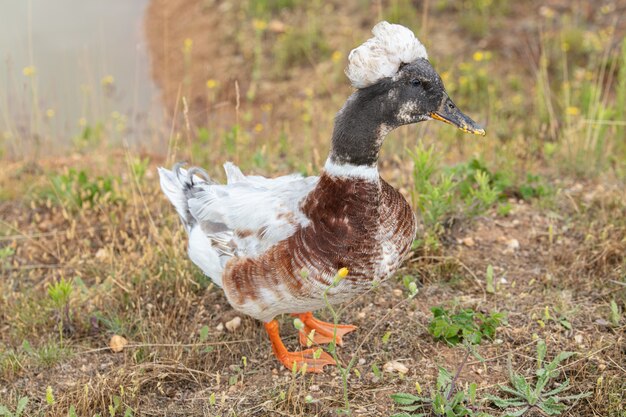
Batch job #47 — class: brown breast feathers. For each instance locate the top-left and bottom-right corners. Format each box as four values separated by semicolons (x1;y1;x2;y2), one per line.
221;174;415;317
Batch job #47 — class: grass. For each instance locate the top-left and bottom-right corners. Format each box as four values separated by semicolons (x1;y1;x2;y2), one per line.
486;340;591;415
1;1;625;416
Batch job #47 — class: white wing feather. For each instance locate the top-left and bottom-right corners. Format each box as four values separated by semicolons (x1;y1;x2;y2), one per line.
188;163;318;257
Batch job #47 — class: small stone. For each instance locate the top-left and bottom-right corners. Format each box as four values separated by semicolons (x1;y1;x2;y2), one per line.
216;323;224;332
358;358;366;365
225;316;242;332
268;20;286;33
461;237;475;247
383;361;409;374
507;238;520;250
109;335;128;353
574;334;583;344
309;384;320;392
392;289;403;297
357;311;366;319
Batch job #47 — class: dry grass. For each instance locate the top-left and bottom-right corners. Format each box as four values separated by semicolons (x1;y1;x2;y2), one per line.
0;157;623;416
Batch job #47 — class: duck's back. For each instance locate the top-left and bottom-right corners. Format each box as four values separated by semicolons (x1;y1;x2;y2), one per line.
222;174;416;322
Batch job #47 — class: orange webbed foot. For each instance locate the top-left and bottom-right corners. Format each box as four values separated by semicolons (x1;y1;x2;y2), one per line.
264;320;336;373
294;312;357;347
275;347;336;373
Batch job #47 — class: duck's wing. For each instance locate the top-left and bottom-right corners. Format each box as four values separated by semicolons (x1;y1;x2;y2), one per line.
188;162;319;258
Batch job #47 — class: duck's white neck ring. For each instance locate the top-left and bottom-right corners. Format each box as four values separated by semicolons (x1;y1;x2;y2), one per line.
323;158;380;181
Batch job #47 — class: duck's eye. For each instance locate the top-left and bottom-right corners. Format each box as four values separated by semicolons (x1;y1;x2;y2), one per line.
410;79;422;87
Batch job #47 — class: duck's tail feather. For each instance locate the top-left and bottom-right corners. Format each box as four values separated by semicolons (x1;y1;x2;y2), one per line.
158;163;213;229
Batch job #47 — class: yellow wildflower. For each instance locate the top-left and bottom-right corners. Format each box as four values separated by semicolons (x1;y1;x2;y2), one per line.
252;19;267;31
45;109;55;119
206;79;217;89
331;50;343;63
566;106;580;116
22;66;36;77
101;75;115;86
254;123;263;133
472;51;484;62
183;38;193;54
337;267;349;278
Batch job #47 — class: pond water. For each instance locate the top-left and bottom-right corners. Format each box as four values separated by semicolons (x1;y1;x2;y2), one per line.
0;0;161;150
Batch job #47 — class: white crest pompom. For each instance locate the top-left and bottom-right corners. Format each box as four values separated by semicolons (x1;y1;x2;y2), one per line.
345;21;428;89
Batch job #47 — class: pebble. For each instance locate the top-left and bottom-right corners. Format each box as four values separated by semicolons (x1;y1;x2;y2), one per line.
507;238;520;250
225;316;242;332
383;360;409;374
109;335;128;353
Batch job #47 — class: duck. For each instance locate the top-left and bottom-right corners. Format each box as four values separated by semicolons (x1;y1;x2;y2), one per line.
158;21;485;373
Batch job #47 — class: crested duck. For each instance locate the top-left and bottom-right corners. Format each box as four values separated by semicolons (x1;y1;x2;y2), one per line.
159;21;485;373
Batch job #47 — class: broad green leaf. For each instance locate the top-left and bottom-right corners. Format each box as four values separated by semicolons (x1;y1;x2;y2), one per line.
198;325;209;342
556;392;591;401
545;352;576;373
486;264;495;294
468;382;477;403
391;393;423;405
534;371;549;397
450;390;465;406
538;397;566;415
536;339;547;369
485;394;527;408
436;367;452;392
510;373;530;396
558;318;572;330
16;397;29;415
398;404;422;411
503;407;529;417
542;380;570;397
498;384;525;398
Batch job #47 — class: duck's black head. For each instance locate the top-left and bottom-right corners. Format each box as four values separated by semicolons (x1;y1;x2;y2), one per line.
379;58;484;133
327;21;485;169
330;58;484;167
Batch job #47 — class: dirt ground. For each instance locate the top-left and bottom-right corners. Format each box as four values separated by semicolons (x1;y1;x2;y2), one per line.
0;159;624;416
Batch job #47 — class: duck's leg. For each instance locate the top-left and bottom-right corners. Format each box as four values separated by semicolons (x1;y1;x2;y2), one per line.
264;320;336;373
294;312;357;347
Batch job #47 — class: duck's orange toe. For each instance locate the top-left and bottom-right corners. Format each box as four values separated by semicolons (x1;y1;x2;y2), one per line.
276;348;336;373
295;312;357;347
264;319;336;373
